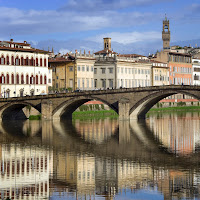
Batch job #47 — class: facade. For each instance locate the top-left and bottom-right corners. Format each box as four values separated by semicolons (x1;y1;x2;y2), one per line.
192;58;200;85
151;61;169;86
49;52;95;91
94;38;152;89
0;39;49;97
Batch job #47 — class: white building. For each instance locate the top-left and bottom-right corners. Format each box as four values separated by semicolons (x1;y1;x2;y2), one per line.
94;38;152;89
0;39;50;97
192;58;200;85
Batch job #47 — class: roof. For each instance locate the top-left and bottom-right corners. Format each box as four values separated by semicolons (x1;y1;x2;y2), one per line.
2;40;31;46
118;53;146;58
0;46;49;54
94;49;117;55
49;57;75;63
169;52;191;57
150;59;167;64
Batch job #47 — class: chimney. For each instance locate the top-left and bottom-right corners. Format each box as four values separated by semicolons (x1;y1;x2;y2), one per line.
24;41;27;44
10;39;13;42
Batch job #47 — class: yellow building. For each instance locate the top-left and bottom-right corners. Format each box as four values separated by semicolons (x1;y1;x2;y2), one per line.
151;60;169;86
49;52;95;91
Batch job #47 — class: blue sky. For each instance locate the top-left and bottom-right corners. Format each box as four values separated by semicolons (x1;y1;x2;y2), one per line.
0;0;200;54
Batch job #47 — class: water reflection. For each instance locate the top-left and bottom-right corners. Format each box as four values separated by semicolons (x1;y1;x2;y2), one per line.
0;113;200;199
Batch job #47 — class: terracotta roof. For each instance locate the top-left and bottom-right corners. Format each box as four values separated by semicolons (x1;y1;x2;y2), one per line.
0;46;49;54
49;57;74;63
118;53;146;58
150;59;167;64
2;40;31;46
94;49;117;54
169;52;191;57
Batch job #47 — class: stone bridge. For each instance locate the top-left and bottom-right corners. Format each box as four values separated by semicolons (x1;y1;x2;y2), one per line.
0;85;199;121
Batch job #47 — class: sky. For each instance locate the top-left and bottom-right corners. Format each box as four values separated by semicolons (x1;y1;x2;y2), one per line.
0;0;200;55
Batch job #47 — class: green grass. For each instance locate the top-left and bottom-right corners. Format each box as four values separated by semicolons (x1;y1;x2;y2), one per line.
29;115;41;120
149;105;200;112
72;110;118;119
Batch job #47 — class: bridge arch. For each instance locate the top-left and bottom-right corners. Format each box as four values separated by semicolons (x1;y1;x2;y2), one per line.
130;90;200;119
0;102;41;121
52;96;118;120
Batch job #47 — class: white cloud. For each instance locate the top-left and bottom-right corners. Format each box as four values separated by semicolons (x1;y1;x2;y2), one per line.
87;31;161;44
0;6;159;37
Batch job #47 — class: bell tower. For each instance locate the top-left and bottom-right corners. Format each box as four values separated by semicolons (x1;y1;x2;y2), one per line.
103;38;111;51
162;15;170;50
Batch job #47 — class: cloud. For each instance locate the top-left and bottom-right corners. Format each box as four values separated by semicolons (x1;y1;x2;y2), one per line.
0;6;159;37
59;0;173;12
87;31;161;44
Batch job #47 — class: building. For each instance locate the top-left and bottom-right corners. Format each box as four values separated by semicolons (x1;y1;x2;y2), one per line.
49;51;96;91
94;38;152;89
0;39;49;97
192;58;200;85
151;60;169;86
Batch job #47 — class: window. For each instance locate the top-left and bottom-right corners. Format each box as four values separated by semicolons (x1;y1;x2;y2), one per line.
21;74;24;84
78;79;80;88
82;66;85;71
94;68;97;74
94;79;97;88
78;66;81;71
109;79;113;88
102;79;106;88
26;74;29;84
44;58;47;67
91;66;93;72
12;74;14;84
86;66;89;71
48;79;51;83
87;79;89;88
40;58;43;66
69;66;73;71
44;75;47;84
102;68;106;74
6;74;9;84
40;75;43;84
109;68;113;73
36;75;38;84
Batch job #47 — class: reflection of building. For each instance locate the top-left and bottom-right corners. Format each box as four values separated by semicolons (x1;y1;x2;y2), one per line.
0;144;53;199
74;118;118;144
147;112;200;155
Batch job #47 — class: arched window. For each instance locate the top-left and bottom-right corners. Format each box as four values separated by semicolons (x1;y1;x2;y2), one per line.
6;74;9;84
21;74;24;84
40;58;42;67
44;75;47;84
0;55;5;65
30;75;34;84
6;55;9;65
30;57;34;66
15;56;20;65
11;56;14;65
36;75;38;84
16;74;19;84
40;75;43;84
36;58;38;66
21;57;24;66
1;74;5;84
11;74;14;84
26;74;29;84
25;57;29;66
44;58;46;67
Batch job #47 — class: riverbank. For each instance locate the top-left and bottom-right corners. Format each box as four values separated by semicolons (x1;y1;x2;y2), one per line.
72;110;118;119
149;105;200;112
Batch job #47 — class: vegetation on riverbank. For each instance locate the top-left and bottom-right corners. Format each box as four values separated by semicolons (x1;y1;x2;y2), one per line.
72;110;118;119
29;115;41;120
149;105;200;112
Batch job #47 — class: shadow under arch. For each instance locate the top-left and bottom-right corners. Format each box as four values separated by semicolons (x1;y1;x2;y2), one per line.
0;102;41;121
130;90;200;119
52;96;118;120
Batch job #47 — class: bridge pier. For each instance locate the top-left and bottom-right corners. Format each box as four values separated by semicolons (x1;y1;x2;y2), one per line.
41;100;53;120
118;98;130;120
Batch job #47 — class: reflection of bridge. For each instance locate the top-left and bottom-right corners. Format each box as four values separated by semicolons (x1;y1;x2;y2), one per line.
0;119;200;200
0;85;200;120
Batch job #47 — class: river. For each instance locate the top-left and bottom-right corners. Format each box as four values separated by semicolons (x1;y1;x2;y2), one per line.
0;111;200;200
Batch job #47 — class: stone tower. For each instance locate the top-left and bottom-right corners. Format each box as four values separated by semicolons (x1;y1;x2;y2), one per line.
103;38;111;51
162;15;170;50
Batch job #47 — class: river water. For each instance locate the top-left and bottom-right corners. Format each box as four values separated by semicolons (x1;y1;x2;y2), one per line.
0;112;200;200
